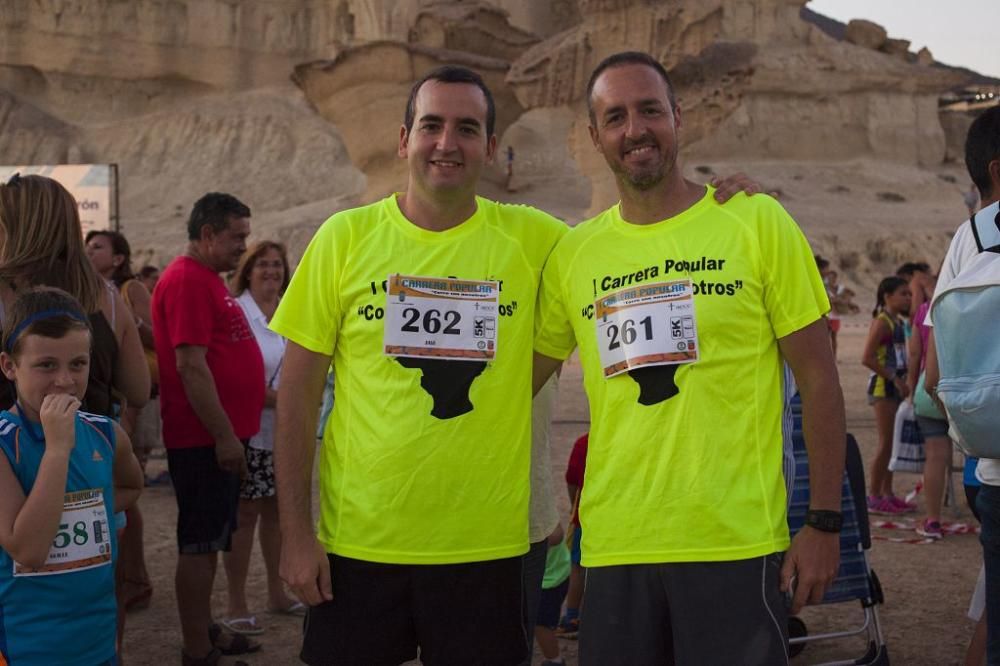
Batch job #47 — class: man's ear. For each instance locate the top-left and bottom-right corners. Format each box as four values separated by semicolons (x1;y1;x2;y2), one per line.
988;158;1000;199
588;124;601;153
485;134;497;165
399;125;409;159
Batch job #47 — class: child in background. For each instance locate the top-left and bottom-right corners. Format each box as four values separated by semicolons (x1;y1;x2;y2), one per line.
557;432;588;638
861;276;913;515
0;287;144;665
535;524;571;666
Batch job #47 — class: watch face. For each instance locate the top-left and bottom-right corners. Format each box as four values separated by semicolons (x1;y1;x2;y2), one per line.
807;510;842;532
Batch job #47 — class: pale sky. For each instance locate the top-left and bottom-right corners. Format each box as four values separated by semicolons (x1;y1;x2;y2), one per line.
808;0;1000;79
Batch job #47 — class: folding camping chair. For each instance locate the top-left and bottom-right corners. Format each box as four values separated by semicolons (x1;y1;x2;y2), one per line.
786;430;890;665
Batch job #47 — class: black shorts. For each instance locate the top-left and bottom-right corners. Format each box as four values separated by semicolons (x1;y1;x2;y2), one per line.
166;446;241;554
580;553;789;666
301;554;528;666
536;579;569;628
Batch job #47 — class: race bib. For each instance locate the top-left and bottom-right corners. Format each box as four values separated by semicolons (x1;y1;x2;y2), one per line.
14;488;111;577
384;274;499;361
595;279;700;378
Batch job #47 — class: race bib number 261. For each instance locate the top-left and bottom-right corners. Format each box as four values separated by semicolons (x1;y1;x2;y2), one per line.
595;279;699;378
384;274;499;361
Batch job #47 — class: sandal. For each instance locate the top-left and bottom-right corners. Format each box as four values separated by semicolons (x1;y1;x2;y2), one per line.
218;615;264;636
208;623;262;656
267;601;306;617
181;649;249;666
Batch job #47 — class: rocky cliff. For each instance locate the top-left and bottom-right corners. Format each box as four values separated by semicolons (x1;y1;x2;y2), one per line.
0;0;992;288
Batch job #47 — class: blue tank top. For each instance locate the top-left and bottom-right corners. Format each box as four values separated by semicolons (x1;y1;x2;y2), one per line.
0;410;118;666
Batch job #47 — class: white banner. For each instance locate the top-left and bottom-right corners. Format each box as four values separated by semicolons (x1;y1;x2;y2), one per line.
0;164;117;236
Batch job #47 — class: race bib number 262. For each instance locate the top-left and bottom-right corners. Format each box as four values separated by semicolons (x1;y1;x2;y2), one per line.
384;274;499;361
595;279;699;378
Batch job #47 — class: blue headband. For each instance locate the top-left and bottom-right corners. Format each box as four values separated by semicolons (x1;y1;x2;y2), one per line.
5;309;89;352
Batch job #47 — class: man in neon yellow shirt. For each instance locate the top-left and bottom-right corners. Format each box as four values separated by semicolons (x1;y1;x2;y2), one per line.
271;65;570;665
533;51;847;665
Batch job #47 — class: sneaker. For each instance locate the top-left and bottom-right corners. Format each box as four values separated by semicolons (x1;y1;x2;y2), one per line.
555;617;579;639
887;495;917;513
916;520;944;539
867;496;905;516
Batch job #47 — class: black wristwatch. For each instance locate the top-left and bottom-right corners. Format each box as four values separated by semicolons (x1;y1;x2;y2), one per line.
805;509;843;533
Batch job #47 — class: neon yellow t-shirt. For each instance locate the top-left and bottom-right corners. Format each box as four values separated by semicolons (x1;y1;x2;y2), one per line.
271;194;567;564
534;188;829;567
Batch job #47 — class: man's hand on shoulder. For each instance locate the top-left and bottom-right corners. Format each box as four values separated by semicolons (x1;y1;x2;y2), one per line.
710;172;764;203
780;526;840;614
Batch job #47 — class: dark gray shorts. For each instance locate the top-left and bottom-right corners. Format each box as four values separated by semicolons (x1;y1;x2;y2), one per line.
579;553;788;666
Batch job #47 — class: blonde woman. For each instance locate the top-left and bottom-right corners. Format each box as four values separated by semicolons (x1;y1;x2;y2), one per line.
221;240;301;635
0;174;149;414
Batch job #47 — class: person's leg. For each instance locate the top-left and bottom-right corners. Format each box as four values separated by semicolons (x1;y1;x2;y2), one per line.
579;565;672;666
300;555;417;666
413;556;528;666
223;498;260;620
518;539;547;665
536;626;560;661
969;614;989;666
118;504;152;606
167;447;247;660
869;398;898;498
258;496;295;609
921;431;952;531
535;579;568;662
664;554;788;666
176;552;219;658
977;484;1000;664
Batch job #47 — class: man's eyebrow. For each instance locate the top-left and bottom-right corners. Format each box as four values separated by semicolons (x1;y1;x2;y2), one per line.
606;98;663;115
417;114;482;128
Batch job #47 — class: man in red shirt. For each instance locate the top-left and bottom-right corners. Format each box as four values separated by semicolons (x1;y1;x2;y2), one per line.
152;192;265;664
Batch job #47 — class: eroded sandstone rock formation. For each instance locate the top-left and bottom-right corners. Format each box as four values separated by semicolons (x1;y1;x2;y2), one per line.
0;0;990;275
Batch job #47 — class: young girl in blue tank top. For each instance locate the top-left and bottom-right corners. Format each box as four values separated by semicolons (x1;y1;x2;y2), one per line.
0;287;144;666
861;276;913;517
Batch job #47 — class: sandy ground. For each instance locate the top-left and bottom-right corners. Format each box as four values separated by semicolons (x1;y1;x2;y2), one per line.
124;318;981;665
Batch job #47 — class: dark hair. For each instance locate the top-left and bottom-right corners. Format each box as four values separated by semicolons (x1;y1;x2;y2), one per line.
815;255;830;271
85;229;135;288
586;51;677;126
230;240;291;296
2;287;91;357
895;262;930;279
187;192;251;241
966;105;1000;199
403;66;496;138
872;276;908;318
138;265;160;279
